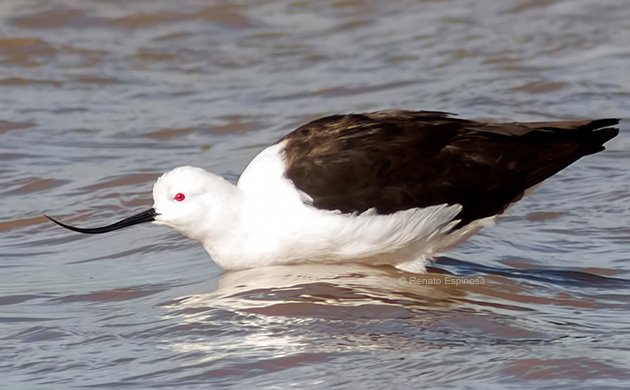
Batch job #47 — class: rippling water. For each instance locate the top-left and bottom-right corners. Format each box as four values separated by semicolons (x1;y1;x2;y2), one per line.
2;0;630;388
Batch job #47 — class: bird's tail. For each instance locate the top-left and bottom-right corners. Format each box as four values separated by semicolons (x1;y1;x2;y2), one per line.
576;118;620;155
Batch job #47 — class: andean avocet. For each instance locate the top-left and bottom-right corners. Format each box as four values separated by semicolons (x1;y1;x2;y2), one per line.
46;111;619;273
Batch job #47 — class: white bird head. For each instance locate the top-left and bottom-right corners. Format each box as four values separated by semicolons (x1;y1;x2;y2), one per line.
152;166;240;241
45;166;241;244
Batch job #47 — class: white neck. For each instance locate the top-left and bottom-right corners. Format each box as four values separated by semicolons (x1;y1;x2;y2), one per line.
188;177;243;244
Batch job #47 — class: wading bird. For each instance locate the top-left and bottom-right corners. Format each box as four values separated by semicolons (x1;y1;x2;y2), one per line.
46;111;619;272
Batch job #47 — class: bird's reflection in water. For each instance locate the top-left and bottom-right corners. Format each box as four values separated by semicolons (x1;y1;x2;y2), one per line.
159;262;622;362
161;264;492;359
179;264;483;317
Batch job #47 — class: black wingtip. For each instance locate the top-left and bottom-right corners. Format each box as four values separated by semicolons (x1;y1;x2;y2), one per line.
592;125;620;145
587;118;621;129
584;119;620;154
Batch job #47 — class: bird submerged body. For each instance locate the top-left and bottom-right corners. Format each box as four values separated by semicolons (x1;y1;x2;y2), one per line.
46;110;620;273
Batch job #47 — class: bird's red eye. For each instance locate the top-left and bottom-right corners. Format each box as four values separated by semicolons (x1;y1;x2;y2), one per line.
174;193;185;202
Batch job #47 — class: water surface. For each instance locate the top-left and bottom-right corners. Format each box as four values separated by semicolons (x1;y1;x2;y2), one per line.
1;0;630;388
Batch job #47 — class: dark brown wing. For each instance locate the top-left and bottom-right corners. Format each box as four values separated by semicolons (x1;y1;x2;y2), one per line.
280;110;619;227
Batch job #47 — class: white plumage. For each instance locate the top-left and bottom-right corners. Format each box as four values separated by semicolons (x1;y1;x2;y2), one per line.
152;142;486;272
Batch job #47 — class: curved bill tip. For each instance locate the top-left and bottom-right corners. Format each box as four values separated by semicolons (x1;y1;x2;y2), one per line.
45;208;157;234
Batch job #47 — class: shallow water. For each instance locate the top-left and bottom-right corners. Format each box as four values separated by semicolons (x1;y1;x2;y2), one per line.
2;0;630;388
